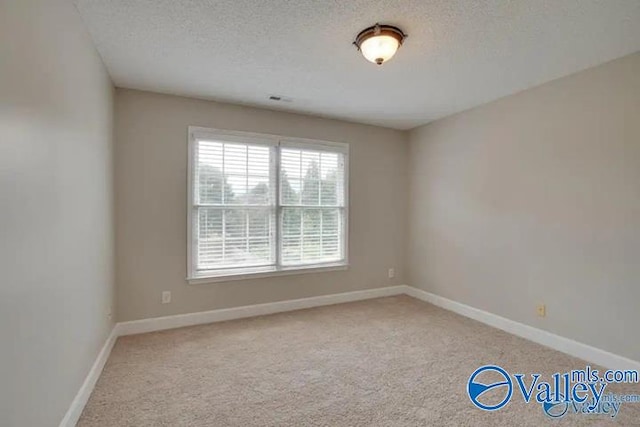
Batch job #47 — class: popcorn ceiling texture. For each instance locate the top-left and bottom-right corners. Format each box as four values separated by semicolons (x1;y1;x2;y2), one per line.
74;0;640;129
78;296;640;426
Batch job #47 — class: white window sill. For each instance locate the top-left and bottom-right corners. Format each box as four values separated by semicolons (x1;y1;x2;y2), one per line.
187;262;349;285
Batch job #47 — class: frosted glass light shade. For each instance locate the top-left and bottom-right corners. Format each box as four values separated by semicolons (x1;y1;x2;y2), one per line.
360;35;400;65
353;24;406;66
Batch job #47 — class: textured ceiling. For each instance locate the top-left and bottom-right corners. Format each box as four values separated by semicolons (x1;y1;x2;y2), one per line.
74;0;640;129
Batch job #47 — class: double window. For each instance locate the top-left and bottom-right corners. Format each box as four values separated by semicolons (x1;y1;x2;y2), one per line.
187;127;348;282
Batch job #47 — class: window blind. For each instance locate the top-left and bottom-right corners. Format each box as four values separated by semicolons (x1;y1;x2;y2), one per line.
279;148;345;266
194;139;275;271
189;128;348;280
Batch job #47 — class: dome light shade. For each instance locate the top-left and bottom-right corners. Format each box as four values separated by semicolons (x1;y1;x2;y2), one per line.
353;24;407;65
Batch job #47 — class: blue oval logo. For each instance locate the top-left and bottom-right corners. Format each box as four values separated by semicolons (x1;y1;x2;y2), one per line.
468;365;513;411
543;393;569;418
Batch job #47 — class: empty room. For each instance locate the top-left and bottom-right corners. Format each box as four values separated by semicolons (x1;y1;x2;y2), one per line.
2;0;640;425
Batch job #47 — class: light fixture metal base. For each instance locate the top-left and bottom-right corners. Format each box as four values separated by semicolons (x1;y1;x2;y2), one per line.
353;23;407;65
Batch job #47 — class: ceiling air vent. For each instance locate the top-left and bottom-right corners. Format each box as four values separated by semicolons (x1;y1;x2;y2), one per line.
268;95;292;102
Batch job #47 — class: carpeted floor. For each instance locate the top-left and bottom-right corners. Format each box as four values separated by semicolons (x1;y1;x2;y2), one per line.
78;296;639;426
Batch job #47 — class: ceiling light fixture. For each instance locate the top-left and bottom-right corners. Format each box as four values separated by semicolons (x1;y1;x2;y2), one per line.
353;23;407;65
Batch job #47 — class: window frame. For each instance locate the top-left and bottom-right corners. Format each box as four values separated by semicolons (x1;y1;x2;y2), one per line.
187;126;349;284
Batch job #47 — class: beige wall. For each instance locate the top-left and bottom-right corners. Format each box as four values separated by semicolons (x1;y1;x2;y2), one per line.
0;1;115;426
115;89;408;321
407;53;640;361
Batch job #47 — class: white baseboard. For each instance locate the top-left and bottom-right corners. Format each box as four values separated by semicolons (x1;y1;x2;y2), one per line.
117;285;407;336
59;284;640;427
60;285;405;426
58;326;118;427
404;285;640;371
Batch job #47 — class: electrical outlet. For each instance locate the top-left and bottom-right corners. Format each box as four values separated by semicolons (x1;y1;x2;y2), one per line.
162;291;171;304
388;268;395;279
537;304;546;317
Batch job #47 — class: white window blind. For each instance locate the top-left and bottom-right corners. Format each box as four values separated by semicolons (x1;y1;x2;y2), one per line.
188;128;348;281
279;148;345;266
193;139;275;272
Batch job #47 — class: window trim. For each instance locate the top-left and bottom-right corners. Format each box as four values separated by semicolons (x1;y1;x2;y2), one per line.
186;126;349;284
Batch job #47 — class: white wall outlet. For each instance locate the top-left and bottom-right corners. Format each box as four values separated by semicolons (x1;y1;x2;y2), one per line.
388;268;395;279
162;291;171;304
537;304;546;317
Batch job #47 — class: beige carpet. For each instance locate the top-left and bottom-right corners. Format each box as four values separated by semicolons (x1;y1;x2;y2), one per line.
78;296;639;426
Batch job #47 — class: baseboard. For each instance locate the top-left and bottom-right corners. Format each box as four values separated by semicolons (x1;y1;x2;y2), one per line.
404;285;640;371
58;325;118;427
60;284;638;427
117;285;407;336
59;286;405;426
